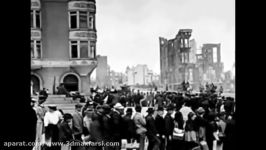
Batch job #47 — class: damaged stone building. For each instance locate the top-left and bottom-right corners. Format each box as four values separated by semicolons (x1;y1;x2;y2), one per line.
196;44;224;84
159;29;198;91
160;29;224;91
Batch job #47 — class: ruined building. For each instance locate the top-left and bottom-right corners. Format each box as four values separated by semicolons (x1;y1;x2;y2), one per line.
160;29;198;91
160;29;224;91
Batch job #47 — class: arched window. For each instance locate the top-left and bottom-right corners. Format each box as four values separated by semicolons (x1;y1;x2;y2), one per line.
31;75;40;93
63;74;79;92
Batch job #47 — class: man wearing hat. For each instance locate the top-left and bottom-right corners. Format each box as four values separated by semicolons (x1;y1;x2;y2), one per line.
101;104;113;146
110;103;125;150
58;113;74;150
164;104;175;150
123;108;135;143
72;103;83;142
194;107;207;142
146;107;160;150
155;106;166;150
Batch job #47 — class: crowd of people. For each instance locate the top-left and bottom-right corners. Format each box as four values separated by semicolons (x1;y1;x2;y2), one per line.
31;84;235;150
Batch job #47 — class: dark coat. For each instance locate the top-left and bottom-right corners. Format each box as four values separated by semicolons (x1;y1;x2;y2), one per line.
123;114;136;139
174;111;184;130
58;121;74;143
89;115;103;142
164;113;175;136
223;119;236;150
102;114;112;141
206;121;218;142
110;110;124;140
155;115;165;136
146;114;158;137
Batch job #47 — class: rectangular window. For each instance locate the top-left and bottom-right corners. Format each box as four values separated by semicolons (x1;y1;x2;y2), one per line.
180;39;183;48
31;40;34;58
90;41;96;58
36;41;41;58
31;10;41;28
89;15;94;29
184;39;188;48
80;41;89;58
189;69;193;81
71;41;78;58
31;10;34;28
181;53;184;63
31;40;41;59
35;11;40;28
79;12;88;28
213;47;218;63
70;12;78;29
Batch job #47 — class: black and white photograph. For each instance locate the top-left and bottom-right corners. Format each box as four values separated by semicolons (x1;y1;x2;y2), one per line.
28;0;235;150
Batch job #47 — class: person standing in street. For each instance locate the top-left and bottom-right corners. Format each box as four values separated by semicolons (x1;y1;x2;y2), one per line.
164;104;175;150
123;108;136;143
58;113;75;150
133;105;147;150
72;103;84;141
44;104;62;150
72;103;84;150
146;108;160;150
110;103;125;150
33;97;46;150
155;106;165;150
31;97;38;150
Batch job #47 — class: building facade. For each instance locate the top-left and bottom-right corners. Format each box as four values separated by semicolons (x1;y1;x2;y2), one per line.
196;43;224;84
160;29;225;91
160;29;198;91
31;0;97;95
126;65;159;86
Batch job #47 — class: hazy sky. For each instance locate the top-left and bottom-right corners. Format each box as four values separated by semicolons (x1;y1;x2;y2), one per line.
95;0;235;74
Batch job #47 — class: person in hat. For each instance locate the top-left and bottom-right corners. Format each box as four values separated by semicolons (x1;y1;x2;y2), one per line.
146;107;160;150
72;103;83;141
83;101;95;141
164;104;175;150
155;106;166;150
110;103;125;150
123;108;136;143
205;113;219;150
88;109;104;150
133;105;146;150
101;104;113;146
194;107;208;144
58;113;74;150
44;104;62;149
184;112;198;148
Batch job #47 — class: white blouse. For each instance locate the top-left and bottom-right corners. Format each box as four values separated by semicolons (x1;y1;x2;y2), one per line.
44;111;62;127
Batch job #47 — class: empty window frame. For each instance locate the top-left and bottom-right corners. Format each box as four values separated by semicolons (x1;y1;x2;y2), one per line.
213;47;218;63
31;10;41;28
70;41;95;59
31;40;41;59
69;11;90;29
